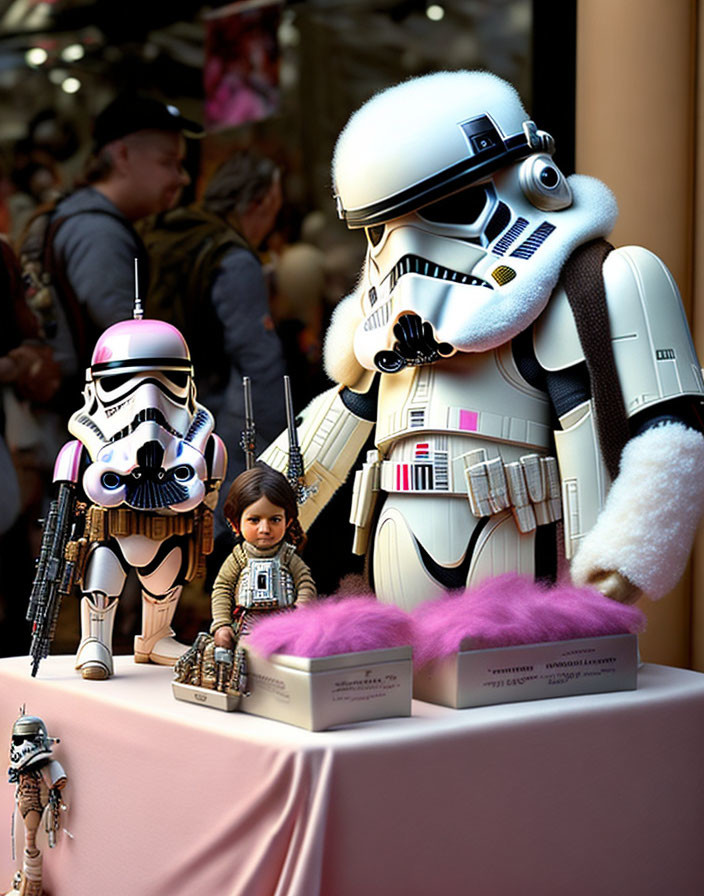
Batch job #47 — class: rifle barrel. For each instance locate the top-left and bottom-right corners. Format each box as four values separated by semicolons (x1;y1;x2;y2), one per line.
241;377;256;469
284;376;299;451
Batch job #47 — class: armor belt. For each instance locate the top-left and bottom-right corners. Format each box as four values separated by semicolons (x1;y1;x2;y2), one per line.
86;506;196;541
65;505;214;589
464;452;562;534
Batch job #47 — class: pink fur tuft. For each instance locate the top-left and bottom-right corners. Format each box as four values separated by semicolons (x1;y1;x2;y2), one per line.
245;596;413;658
411;574;646;668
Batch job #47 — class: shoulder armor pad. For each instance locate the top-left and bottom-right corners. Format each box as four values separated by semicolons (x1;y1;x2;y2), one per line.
603;246;704;416
42;758;67;789
207;433;227;482
534;246;704;416
53;440;84;483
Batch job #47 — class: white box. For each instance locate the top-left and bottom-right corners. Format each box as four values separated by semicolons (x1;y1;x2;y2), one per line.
241;644;413;730
413;634;638;708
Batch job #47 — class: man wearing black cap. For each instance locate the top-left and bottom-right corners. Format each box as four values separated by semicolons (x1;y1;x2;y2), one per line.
47;94;202;377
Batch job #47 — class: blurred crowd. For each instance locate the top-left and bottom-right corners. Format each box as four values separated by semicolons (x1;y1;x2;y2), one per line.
0;94;364;658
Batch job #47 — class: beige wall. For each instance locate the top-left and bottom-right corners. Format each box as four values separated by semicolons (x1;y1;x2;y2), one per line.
693;2;704;670
576;0;700;667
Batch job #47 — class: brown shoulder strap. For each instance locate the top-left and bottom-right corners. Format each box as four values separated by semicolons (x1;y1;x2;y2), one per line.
560;237;630;480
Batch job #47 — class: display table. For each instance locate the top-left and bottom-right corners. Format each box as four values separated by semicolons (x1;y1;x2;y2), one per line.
1;655;703;896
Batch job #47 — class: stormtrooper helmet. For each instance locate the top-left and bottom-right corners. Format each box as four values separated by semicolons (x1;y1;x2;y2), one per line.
332;71;578;372
73;318;196;450
69;319;215;512
9;713;57;772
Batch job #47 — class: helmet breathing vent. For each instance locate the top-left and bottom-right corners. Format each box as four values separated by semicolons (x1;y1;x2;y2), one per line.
509;222;556;260
185;409;209;443
124;441;189;509
492;217;529;256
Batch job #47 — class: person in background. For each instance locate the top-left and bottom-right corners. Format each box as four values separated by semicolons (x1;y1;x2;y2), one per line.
0;237;61;658
39;94;201;380
8;145;63;242
141;150;287;558
272;241;329;409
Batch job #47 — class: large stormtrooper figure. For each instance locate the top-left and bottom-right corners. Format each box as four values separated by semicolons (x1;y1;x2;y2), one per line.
28;316;227;679
262;71;704;611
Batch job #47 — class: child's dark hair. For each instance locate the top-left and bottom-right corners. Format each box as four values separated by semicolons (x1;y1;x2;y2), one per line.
222;462;305;551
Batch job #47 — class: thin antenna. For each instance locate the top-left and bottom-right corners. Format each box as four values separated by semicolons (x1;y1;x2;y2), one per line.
240;376;256;469
133;257;144;320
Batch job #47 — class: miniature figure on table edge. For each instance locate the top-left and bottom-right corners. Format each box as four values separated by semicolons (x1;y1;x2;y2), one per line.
4;710;68;896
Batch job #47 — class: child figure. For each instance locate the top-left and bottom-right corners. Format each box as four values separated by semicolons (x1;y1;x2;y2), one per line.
211;462;317;650
174;462;315;698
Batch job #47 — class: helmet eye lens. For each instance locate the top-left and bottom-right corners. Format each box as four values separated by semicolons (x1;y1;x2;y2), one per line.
164;371;190;389
366;225;385;247
98;372;134;392
419;185;488;225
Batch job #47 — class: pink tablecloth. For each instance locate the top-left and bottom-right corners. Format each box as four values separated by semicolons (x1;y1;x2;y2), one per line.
0;655;703;896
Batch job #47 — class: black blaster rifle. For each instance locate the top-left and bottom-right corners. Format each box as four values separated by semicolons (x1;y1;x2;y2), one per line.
26;482;78;677
239;375;256;470
284;375;316;505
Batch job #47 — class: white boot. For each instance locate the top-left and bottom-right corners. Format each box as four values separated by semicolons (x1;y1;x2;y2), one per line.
75;594;117;680
134;588;188;666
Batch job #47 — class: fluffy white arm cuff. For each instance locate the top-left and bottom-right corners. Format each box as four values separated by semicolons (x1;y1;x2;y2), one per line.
323;289;366;386
570;422;704;599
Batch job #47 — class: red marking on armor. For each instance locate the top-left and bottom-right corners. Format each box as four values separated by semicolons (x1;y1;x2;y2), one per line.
402;465;409;490
459;410;479;431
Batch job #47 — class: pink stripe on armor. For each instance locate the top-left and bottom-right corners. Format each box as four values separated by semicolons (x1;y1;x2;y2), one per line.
459;410;479;431
53;440;83;483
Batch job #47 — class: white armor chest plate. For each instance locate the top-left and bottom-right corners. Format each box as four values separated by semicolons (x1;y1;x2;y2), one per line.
376;341;552;496
237;549;296;609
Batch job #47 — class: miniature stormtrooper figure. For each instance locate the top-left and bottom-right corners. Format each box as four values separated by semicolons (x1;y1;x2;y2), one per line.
5;712;67;896
28;315;227;679
262;71;704;611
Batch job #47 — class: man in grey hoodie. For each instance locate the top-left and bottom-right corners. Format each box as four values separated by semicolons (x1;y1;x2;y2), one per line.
48;94;200;377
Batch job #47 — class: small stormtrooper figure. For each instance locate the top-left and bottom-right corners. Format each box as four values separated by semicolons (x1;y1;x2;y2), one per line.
28;314;227;679
262;71;704;611
5;712;67;896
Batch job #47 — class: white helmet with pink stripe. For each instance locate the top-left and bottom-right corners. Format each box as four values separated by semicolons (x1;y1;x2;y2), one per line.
69;317;216;512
